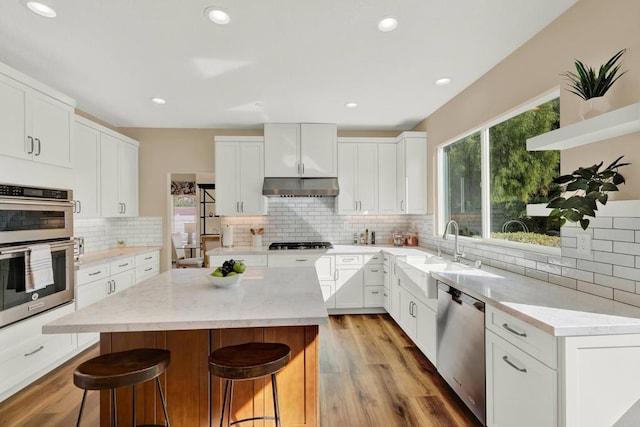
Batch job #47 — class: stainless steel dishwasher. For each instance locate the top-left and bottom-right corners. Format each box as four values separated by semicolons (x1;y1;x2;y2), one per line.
437;281;486;426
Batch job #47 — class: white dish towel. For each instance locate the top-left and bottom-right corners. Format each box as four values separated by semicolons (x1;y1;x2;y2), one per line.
25;244;54;293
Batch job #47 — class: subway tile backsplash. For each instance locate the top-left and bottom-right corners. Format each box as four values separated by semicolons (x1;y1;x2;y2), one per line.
75;217;162;253
415;213;640;309
221;198;419;247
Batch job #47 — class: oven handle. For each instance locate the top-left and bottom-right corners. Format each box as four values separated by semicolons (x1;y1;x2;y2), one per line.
0;198;73;206
0;240;74;256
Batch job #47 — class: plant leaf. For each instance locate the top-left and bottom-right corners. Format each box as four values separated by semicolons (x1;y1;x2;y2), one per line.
579;218;590;230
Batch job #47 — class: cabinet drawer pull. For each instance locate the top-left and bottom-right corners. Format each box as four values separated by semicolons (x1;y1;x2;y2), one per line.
502;323;527;337
502;355;527;373
89;270;102;276
144;267;153;272
383;270;388;275
371;291;379;295
370;269;379;273
118;263;129;268
24;345;44;357
144;256;152;260
295;259;308;262
27;136;34;154
341;257;355;262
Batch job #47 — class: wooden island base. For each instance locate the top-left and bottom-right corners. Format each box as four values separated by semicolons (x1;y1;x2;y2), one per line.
99;325;319;427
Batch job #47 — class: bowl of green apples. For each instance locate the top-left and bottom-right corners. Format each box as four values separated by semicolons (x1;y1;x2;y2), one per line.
206;259;246;287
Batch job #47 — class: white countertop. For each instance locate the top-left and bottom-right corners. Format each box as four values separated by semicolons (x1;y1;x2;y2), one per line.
44;266;328;333
429;263;640;336
75;246;161;269
207;244;427;257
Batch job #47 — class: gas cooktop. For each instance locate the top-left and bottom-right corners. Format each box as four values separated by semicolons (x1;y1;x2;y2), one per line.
268;242;334;250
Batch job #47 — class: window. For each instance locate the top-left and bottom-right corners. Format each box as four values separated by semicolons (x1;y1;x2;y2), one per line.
442;132;482;237
439;95;561;247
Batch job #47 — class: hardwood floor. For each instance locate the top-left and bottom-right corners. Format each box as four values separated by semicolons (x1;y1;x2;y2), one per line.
0;314;481;427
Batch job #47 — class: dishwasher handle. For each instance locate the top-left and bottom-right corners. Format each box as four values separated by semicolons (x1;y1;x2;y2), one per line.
438;281;485;312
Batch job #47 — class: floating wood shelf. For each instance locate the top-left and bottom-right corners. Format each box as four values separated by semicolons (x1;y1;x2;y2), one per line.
527;101;640;151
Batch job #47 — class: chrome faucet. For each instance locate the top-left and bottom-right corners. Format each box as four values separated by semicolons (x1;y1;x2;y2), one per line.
442;220;464;262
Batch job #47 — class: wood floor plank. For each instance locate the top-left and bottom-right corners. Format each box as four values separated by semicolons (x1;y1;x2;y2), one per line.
0;314;482;427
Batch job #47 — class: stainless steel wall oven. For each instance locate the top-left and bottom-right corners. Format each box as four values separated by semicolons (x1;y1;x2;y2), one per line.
0;183;74;328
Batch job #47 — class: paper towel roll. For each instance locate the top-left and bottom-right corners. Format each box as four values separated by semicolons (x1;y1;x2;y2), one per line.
222;225;234;247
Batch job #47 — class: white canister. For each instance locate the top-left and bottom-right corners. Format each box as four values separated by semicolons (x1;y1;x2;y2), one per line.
222;225;234;247
252;234;263;247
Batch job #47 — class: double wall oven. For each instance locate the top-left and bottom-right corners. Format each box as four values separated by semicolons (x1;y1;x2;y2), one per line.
0;183;74;329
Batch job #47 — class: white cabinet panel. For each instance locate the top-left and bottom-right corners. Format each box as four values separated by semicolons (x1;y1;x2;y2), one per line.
0;74;29;162
320;280;336;309
30;92;73;168
335;266;363;309
403;135;427;214
300;123;337;177
100;134;138;217
264;123;300;177
486;330;557;427
415;298;437;364
337;143;377;214
315;255;335;281
378;143;400;214
215;138;266;216
364;286;384;307
264;123;337;178
0;73;73;168
73;122;101;218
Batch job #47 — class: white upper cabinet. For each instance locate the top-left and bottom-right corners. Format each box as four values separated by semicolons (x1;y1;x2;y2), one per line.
73;122;101;218
378;143;401;214
215;137;267;216
0;67;74;169
100;132;139;217
264;123;337;177
337;142;377;214
398;132;427;215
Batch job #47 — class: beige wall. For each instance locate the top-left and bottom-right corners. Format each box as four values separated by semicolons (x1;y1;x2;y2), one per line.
415;0;640;215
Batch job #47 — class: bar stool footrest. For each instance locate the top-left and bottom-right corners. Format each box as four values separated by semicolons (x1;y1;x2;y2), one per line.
230;416;277;426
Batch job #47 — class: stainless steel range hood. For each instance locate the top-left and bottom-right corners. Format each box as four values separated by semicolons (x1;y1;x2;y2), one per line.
262;177;339;197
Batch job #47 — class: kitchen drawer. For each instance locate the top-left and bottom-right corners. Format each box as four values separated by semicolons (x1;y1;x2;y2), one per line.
0;331;76;396
364;286;384;307
135;263;159;283
135;251;159;266
210;254;268;267
110;256;134;274
268;254;321;267
364;265;383;286
382;252;391;266
383;265;390;289
364;253;383;265
0;302;75;344
486;305;557;369
76;263;110;286
336;254;363;266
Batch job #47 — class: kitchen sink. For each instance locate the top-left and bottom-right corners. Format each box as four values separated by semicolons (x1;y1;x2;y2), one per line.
396;256;470;299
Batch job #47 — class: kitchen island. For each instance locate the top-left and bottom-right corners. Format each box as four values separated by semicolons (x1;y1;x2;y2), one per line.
44;266;328;427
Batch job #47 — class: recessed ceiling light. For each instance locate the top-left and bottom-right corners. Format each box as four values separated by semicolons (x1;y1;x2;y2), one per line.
24;1;57;18
151;97;167;105
435;77;452;86
204;7;230;25
345;102;358;109
377;16;398;32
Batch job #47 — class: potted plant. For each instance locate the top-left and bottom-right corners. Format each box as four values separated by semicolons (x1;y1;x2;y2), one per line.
547;156;629;230
563;49;627;119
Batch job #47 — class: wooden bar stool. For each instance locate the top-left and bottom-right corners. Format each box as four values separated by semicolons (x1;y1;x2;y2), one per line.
73;348;171;427
209;342;291;427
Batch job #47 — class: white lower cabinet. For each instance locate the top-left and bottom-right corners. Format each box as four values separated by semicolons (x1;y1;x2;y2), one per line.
0;303;76;402
211;254;268;267
135;251;160;283
486;330;557;427
335;255;364;309
398;285;437;365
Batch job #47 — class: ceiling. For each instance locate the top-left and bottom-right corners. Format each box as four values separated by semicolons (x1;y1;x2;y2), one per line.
0;0;576;130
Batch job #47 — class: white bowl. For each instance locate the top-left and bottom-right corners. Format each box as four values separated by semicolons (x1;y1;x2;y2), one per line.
205;272;243;287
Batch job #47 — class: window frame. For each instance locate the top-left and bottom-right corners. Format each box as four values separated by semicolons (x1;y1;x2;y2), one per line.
437;89;561;253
